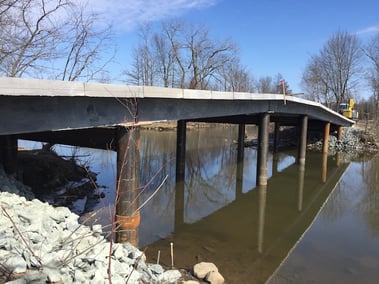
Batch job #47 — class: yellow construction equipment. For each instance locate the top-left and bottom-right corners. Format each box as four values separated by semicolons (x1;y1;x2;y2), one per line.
339;98;359;120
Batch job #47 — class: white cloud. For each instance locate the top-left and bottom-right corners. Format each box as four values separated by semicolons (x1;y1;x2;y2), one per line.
81;0;217;32
355;24;379;35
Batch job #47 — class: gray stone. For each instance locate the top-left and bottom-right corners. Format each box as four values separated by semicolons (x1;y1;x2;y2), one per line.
158;269;182;283
4;254;27;273
205;270;225;284
44;267;62;283
112;243;124;259
0;183;184;284
74;269;87;283
149;263;164;275
92;224;102;235
193;262;219;279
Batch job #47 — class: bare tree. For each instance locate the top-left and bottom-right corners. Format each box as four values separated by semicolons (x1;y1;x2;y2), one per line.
364;32;379;122
59;6;114;81
255;73;291;94
0;0;114;81
0;0;69;77
123;25;156;86
124;21;238;91
184;25;236;89
302;31;362;110
152;31;175;87
219;59;255;92
163;21;188;88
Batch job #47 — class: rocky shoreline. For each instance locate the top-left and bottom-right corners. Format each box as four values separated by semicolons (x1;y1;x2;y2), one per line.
0;166;224;283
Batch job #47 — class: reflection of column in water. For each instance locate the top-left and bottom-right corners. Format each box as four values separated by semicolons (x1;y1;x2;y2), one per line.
236;161;244;199
298;163;305;211
272;153;279;176
174;179;185;230
322;152;328;183
115;126;140;246
258;184;267;254
321;122;330;183
336;152;341;167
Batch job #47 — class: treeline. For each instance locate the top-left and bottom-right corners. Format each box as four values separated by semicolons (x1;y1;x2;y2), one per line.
122;22;291;93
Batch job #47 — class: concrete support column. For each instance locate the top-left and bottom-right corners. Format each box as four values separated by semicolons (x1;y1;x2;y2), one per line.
237;124;245;163
0;135;18;175
297;115;308;166
236;124;245;198
175;120;187;229
256;113;270;186
322;122;330;154
176;120;187;180
115;126;140;245
273;122;280;154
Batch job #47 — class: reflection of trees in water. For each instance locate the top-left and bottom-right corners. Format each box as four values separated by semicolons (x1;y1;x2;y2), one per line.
320;155;379;237
139;130;177;218
138;125;239;223
360;155;379;237
184;126;238;222
319;183;347;221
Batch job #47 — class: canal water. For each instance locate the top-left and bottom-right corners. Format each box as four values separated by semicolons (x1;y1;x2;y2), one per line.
20;125;379;283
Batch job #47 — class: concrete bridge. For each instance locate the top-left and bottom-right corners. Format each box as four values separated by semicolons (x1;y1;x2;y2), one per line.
0;77;354;242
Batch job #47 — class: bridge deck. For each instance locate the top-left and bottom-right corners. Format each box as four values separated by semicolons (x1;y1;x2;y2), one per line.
0;77;354;136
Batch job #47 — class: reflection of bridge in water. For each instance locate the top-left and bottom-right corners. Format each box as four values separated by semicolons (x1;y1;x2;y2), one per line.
143;152;349;283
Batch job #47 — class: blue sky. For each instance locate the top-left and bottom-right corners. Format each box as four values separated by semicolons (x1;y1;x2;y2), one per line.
88;0;379;94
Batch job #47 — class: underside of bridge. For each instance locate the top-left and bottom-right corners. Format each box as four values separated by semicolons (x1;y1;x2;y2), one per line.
12;113;341;151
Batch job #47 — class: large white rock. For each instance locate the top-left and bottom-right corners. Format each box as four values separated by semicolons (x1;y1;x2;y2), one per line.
205;270;225;284
193;262;219;279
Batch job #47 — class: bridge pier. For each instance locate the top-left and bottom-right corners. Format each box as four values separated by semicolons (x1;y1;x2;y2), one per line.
176;120;187;180
237;124;245;163
273;122;280;154
322;122;330;154
236;124;245;198
0;135;18;175
297;115;308;166
175;120;187;229
115;126;140;245
256;113;270;186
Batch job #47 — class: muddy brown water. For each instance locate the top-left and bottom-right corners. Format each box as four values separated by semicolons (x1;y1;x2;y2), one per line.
20;125;379;283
